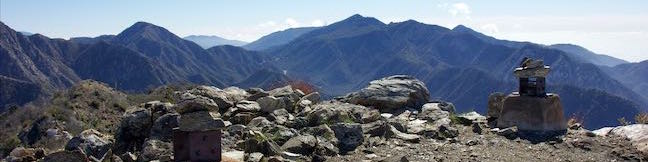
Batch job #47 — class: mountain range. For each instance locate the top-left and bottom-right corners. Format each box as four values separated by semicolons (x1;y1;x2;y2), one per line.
1;14;646;129
0;21;278;109
243;27;320;51
183;35;248;48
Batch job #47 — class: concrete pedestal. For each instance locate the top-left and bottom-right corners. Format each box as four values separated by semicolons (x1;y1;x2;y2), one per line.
497;93;567;131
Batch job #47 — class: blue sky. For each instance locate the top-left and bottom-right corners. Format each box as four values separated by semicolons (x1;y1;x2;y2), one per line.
1;0;647;62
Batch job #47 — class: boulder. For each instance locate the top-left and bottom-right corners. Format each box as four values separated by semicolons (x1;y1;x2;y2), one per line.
269;109;295;125
340;75;430;112
138;139;173;162
261;125;297;145
142;100;174;120
178;111;225;131
330;123;364;153
247;117;273;129
246;88;269;101
487;92;506;119
418;103;450;121
149;113;179;142
65;129;114;161
185;86;250;110
114;108;152;154
257;96;287;113
301;124;338;143
314;136;339;156
280;135;317;155
301;92;321;104
497;94;567;131
456;111;487;125
386;125;420;143
175;92;220;114
306;101;377;126
43;150;88;162
268;85;294;97
241;130;282;156
593;124;648;153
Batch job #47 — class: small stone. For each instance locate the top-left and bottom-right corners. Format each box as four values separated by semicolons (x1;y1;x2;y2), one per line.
246;152;263;162
222;150;245;162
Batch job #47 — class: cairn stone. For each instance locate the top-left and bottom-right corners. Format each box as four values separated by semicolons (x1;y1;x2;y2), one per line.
178;111;225;132
497;93;567;131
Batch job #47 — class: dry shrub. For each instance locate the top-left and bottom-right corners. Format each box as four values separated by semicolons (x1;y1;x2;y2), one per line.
567;113;585;129
635;112;648;124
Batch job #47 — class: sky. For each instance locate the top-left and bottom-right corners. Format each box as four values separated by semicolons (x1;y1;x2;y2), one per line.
1;0;647;62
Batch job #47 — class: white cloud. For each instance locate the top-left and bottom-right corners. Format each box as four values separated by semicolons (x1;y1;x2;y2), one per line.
448;3;471;18
311;19;324;26
285;18;300;28
480;23;499;34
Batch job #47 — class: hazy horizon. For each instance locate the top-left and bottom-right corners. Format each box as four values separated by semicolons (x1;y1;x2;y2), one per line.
2;0;647;62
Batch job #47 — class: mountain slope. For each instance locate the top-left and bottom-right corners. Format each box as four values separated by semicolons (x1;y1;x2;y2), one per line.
269;15;645;128
0;21;82;108
243;27;319;51
549;44;629;67
183;35;247;48
604;60;648;105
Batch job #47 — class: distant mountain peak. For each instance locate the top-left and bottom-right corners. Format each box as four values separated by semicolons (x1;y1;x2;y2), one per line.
335;14;385;27
183;35;248;48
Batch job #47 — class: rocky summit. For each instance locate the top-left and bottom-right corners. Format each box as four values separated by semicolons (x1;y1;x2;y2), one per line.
1;75;647;162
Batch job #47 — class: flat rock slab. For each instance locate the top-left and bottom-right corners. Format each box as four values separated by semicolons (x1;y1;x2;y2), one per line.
497;93;566;131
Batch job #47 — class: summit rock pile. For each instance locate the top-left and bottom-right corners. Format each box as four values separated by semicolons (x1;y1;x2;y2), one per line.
2;75;647;161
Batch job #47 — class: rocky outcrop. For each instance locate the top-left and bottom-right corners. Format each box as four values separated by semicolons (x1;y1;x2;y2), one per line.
340;75;430;112
593;124;648;153
64;129;114;161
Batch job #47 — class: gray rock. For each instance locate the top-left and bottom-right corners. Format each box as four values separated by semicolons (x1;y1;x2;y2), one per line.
301;92;321;104
235;100;262;112
258;96;287;113
114;108;152;154
178;111;224;131
175;92;220;114
246;88;270;101
301;124;338;143
418;103;450;121
262;125;297;145
496;127;518;139
65;129;113;161
330;123;364;153
340;75;430;112
228;124;248;136
142;100;174;120
270;109;295;125
247;117;273;129
314;136;339;156
281;135;317;155
241;130;282;156
149;113;179;142
456;111;487;125
386;125;421;143
230;112;258;125
138;139;172;162
268;85;294;97
185;86;250;110
246;152;264;162
306;101;376;126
